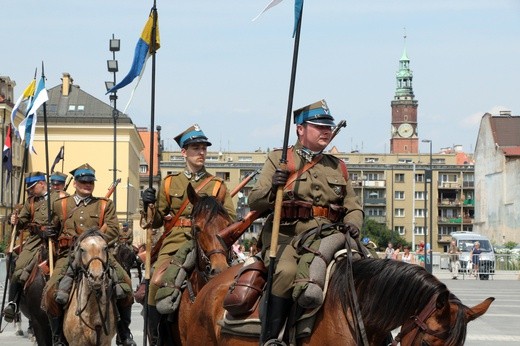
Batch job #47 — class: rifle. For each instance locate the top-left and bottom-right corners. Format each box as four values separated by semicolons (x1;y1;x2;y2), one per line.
230;169;260;197
106;178;121;199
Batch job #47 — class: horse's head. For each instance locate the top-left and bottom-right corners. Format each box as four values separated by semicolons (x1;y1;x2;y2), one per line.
74;228;110;291
187;183;232;279
396;291;495;346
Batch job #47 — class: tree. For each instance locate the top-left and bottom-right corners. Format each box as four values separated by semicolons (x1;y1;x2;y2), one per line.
361;219;410;251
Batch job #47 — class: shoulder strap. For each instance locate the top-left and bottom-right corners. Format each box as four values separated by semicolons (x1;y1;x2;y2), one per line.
338;159;349;182
29;197;36;222
99;199;107;228
285;153;324;190
164;175;173;206
168;175;215;229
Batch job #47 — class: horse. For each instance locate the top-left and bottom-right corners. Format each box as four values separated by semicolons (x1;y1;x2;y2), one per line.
184;257;494;345
151;183;234;345
63;228;117;346
17;246;53;345
113;241;143;283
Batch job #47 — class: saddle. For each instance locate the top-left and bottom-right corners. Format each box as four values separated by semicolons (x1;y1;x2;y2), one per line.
218;250;350;339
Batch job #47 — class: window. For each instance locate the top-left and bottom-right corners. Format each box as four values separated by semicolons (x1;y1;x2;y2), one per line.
394;191;405;200
77;105;85;111
365;157;379;163
170;155;184;162
394;226;405;235
68;105;76;111
395;173;405;183
394;208;405;217
350;173;359;181
139;164;148;174
366;208;385;216
398;158;412;163
414;226;426;236
414;208;427;217
415;173;424;182
216;172;230;181
206;156;219;161
415;191;426;200
366;173;380;181
238;156;253;162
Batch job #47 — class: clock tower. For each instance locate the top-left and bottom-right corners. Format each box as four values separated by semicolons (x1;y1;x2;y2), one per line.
390;36;418;154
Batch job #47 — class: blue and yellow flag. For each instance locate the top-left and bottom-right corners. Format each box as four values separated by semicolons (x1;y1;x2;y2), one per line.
106;12;160;94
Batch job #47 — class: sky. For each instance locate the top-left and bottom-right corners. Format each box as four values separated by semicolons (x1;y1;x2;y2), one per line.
2;0;520;154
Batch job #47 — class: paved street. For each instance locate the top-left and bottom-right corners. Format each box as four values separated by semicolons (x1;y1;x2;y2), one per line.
1;269;519;345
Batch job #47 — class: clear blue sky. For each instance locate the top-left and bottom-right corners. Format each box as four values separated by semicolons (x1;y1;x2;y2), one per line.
2;0;520;154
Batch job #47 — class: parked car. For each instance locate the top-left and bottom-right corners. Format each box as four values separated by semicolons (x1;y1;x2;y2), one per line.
451;232;495;280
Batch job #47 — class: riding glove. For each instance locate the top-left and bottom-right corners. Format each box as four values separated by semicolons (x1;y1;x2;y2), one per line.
40;225;58;240
142;187;157;206
339;222;360;239
271;169;289;195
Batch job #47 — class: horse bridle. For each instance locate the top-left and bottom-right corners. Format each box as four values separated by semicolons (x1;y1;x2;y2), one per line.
192;219;231;282
392;293;451;345
75;241;114;336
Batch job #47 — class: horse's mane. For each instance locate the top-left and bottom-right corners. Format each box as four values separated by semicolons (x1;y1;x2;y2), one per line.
330;258;451;332
191;195;230;221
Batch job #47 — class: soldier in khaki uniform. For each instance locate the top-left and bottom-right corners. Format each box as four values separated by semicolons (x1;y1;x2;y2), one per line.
3;172;66;323
50;172;68;191
248;100;364;345
43;163;136;346
142;124;236;345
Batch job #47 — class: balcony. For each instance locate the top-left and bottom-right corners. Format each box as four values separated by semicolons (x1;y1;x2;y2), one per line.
438;182;461;189
437;217;474;225
366;215;386;224
364;197;386;205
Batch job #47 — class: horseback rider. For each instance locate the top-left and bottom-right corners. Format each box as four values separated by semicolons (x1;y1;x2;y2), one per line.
50;172;68;192
42;163;136;346
141;124;236;345
248;100;364;345
3;172;67;323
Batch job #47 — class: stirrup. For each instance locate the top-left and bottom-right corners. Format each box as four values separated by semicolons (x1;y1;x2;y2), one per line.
2;302;17;323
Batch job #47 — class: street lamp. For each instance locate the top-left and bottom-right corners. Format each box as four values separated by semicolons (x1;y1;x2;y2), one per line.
106;34;120;212
422;139;433;273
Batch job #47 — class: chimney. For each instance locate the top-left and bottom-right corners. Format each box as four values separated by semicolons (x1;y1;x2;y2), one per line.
61;73;73;96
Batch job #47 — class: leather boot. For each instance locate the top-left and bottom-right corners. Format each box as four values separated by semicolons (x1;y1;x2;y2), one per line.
3;281;22;323
261;295;292;346
116;304;137;346
147;305;162;346
49;316;67;346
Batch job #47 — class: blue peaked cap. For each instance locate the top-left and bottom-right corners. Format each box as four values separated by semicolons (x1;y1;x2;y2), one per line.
294;99;336;126
174;124;212;148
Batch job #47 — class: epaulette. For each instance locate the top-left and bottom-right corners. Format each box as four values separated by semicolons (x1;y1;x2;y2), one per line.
272;145;294;152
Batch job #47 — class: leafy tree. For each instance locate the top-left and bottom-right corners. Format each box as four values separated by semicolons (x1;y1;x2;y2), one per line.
361;219;410;251
504;241;518;250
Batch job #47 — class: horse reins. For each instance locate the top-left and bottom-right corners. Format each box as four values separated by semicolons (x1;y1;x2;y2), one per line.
75;246;114;337
392;293;451;345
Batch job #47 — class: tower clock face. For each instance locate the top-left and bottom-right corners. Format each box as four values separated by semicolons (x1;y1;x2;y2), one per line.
398;123;414;138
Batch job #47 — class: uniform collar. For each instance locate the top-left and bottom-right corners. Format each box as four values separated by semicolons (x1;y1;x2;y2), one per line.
295;141;323;163
184;167;207;181
73;194;92;206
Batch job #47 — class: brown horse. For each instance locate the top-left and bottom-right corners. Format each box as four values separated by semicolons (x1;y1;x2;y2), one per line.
184;257;494;346
63;229;117;346
152;183;233;344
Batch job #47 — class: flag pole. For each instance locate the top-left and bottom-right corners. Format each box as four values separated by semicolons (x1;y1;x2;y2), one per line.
261;1;304;342
40;62;54;275
143;2;158;345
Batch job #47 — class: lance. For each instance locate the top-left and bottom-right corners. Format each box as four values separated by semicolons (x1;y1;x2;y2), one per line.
40;62;55;276
143;2;159;345
261;1;305;342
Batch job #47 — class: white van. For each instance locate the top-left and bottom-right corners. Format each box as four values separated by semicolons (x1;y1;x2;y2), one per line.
450;231;495;280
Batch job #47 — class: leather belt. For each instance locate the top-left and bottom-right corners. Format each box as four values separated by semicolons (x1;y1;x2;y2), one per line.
280;201;345;223
173;217;192;227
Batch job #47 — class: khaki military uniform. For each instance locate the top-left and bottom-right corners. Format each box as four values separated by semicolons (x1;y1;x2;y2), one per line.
148;168;236;305
44;194;132;315
12;190;66;284
249;140;364;298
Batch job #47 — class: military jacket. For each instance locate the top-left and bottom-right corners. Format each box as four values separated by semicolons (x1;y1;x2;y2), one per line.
17;190;67;252
52;194;119;256
249;140;364;236
152;167;236;254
